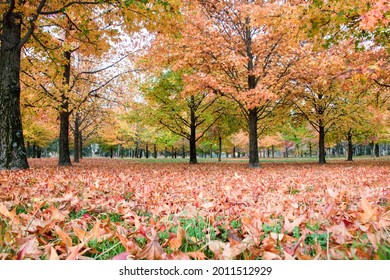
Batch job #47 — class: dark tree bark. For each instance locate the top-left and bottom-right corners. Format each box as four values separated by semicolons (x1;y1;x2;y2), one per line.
36;146;42;158
79;130;83;159
110;147;113;158
189;105;198;164
248;108;259;167
58;48;72;166
32;143;37;158
153;144;157;158
374;143;380;157
319;125;326;164
218;136;222;162
74;112;80;163
145;143;149;159
271;145;275;158
0;10;29;169
232;146;236;158
347;129;353;161
58;110;71;166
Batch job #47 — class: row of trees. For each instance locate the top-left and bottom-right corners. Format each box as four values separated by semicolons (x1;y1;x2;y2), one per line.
0;0;389;169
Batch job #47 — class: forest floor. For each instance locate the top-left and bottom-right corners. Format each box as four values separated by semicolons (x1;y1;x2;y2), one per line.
0;158;389;260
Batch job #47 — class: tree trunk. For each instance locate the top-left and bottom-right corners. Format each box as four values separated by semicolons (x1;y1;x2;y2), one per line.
74;112;80;163
248;108;259;167
189;106;197;164
347;129;353;161
58;110;72;166
271;145;275;158
110;147;113;158
318;125;326;164
36;146;42;158
374;143;380;157
79;130;83;159
145;143;149;159
32;143;37;158
0;11;29;169
182;144;185;158
232;146;236;158
153;144;157;158
218;136;222;162
58;46;72;166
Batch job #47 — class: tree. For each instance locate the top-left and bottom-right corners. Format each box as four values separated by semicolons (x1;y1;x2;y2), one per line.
142;70;225;164
289;40;361;164
147;0;303;167
0;0;179;169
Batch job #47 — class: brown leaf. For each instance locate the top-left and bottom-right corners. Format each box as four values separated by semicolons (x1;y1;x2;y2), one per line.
186;251;207;260
17;237;42;260
112;252;132;260
44;244;60;260
359;197;377;223
135;239;165;260
283;215;305;234
262;251;282;260
169;226;184;251
55;225;72;248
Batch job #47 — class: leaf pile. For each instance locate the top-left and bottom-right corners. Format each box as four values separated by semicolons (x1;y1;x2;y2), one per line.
0;158;389;260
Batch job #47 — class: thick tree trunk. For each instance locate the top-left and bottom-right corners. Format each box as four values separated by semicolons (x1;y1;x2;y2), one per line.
145;143;149;159
319;125;326;164
232;146;236;158
272;145;275;158
347;130;353;161
110;147;113;158
248;108;259;168
74;112;80;163
189;106;197;164
58;47;72;166
0;11;29;169
58;111;72;166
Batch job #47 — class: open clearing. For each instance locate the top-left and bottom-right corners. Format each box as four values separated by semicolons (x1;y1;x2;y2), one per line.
0;158;389;260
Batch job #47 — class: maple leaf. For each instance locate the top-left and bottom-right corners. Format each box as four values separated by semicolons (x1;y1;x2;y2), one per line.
135;229;165;260
283;215;305;234
44;244;60;260
135;238;165;260
359;197;378;223
55;226;72;248
169;226;185;251
17;237;43;260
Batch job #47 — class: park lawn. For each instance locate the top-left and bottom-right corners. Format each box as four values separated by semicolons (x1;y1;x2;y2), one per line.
0;158;389;260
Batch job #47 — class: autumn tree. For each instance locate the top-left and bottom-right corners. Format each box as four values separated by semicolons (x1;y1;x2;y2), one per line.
147;0;304;167
142;70;225;164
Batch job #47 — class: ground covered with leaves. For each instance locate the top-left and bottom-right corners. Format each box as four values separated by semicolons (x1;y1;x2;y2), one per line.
0;158;389;260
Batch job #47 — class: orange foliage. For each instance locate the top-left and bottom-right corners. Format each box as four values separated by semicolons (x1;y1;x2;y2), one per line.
0;158;389;260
